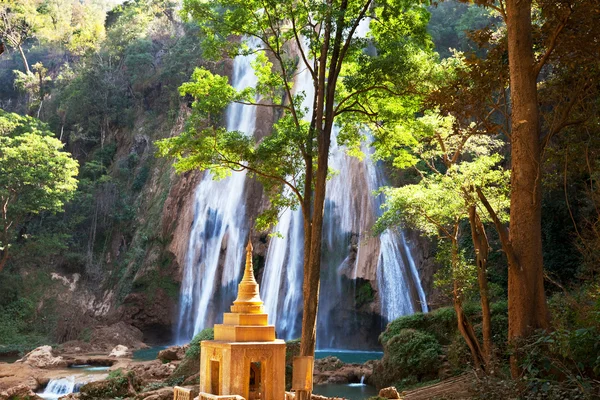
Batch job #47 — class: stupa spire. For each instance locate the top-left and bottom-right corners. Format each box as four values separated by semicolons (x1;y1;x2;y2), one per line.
231;238;264;313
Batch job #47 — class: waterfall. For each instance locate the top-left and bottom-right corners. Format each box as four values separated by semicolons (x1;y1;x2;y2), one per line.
174;27;429;347
39;377;75;399
363;138;430;319
174;39;259;343
260;205;304;339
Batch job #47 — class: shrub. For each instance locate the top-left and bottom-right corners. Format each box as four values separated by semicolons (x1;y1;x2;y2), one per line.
373;328;442;389
185;328;215;359
380;307;457;346
386;329;442;379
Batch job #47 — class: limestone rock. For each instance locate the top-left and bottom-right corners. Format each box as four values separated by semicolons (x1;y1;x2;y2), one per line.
89;322;147;351
16;346;68;369
0;383;44;399
57;340;93;355
109;345;132;358
58;394;80;399
378;387;401;399
311;394;345;400
157;345;188;362
313;357;373;385
128;360;175;384
0;362;41;390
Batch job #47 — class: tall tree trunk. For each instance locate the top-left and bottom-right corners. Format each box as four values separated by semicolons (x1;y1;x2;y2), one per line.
505;0;551;377
468;205;493;371
18;45;30;74
451;237;486;371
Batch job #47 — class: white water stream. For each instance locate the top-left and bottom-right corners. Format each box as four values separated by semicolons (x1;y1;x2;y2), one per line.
39;377;76;399
174;39;259;343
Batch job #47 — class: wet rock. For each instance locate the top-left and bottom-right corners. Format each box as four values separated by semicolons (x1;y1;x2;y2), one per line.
16;346;68;369
59;394;80;399
0;383;44;399
378;387;401;399
315;357;344;372
313;357;373;385
157;345;188;362
109;345;132;358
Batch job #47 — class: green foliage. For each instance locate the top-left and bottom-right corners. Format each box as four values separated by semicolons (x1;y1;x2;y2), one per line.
380;307;458;346
185;327;215;359
158;0;434;232
427;1;499;59
374;328;442;389
355;280;376;308
171;327;215;380
519;328;600;397
0;109;78;270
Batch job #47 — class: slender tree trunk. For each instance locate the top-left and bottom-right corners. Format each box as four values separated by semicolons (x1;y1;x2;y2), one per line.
505;0;551;377
18;45;30;74
468;205;493;371
451;237;486;371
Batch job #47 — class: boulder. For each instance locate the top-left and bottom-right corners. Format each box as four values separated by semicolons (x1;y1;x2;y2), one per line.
0;383;44;399
109;345;132;358
157;345;188;362
57;340;93;355
183;373;200;385
16;346;68;369
378;387;401;399
79;371;140;400
313;357;373;385
136;387;174;400
315;356;344;372
311;395;345;400
89;322;147;352
128;360;175;384
0;362;40;390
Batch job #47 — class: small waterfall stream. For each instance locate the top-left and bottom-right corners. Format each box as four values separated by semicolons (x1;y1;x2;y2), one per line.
39;377;75;400
175;40;259;343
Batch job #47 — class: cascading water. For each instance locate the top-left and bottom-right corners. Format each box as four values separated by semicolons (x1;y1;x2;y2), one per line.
175;25;428;347
174;40;259;343
39;377;75;400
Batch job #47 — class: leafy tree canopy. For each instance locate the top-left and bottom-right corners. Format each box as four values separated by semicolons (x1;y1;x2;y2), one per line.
0;109;78;272
157;0;435;230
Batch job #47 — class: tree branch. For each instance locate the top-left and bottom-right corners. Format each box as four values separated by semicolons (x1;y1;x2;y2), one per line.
474;186;520;271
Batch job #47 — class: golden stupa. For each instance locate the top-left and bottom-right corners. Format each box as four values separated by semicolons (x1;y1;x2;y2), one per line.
199;239;286;400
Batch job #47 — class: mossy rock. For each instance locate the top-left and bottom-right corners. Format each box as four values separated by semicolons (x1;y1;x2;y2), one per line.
79;369;141;399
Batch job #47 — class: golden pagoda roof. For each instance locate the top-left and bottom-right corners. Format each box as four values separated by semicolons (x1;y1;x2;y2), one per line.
213;239;276;342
